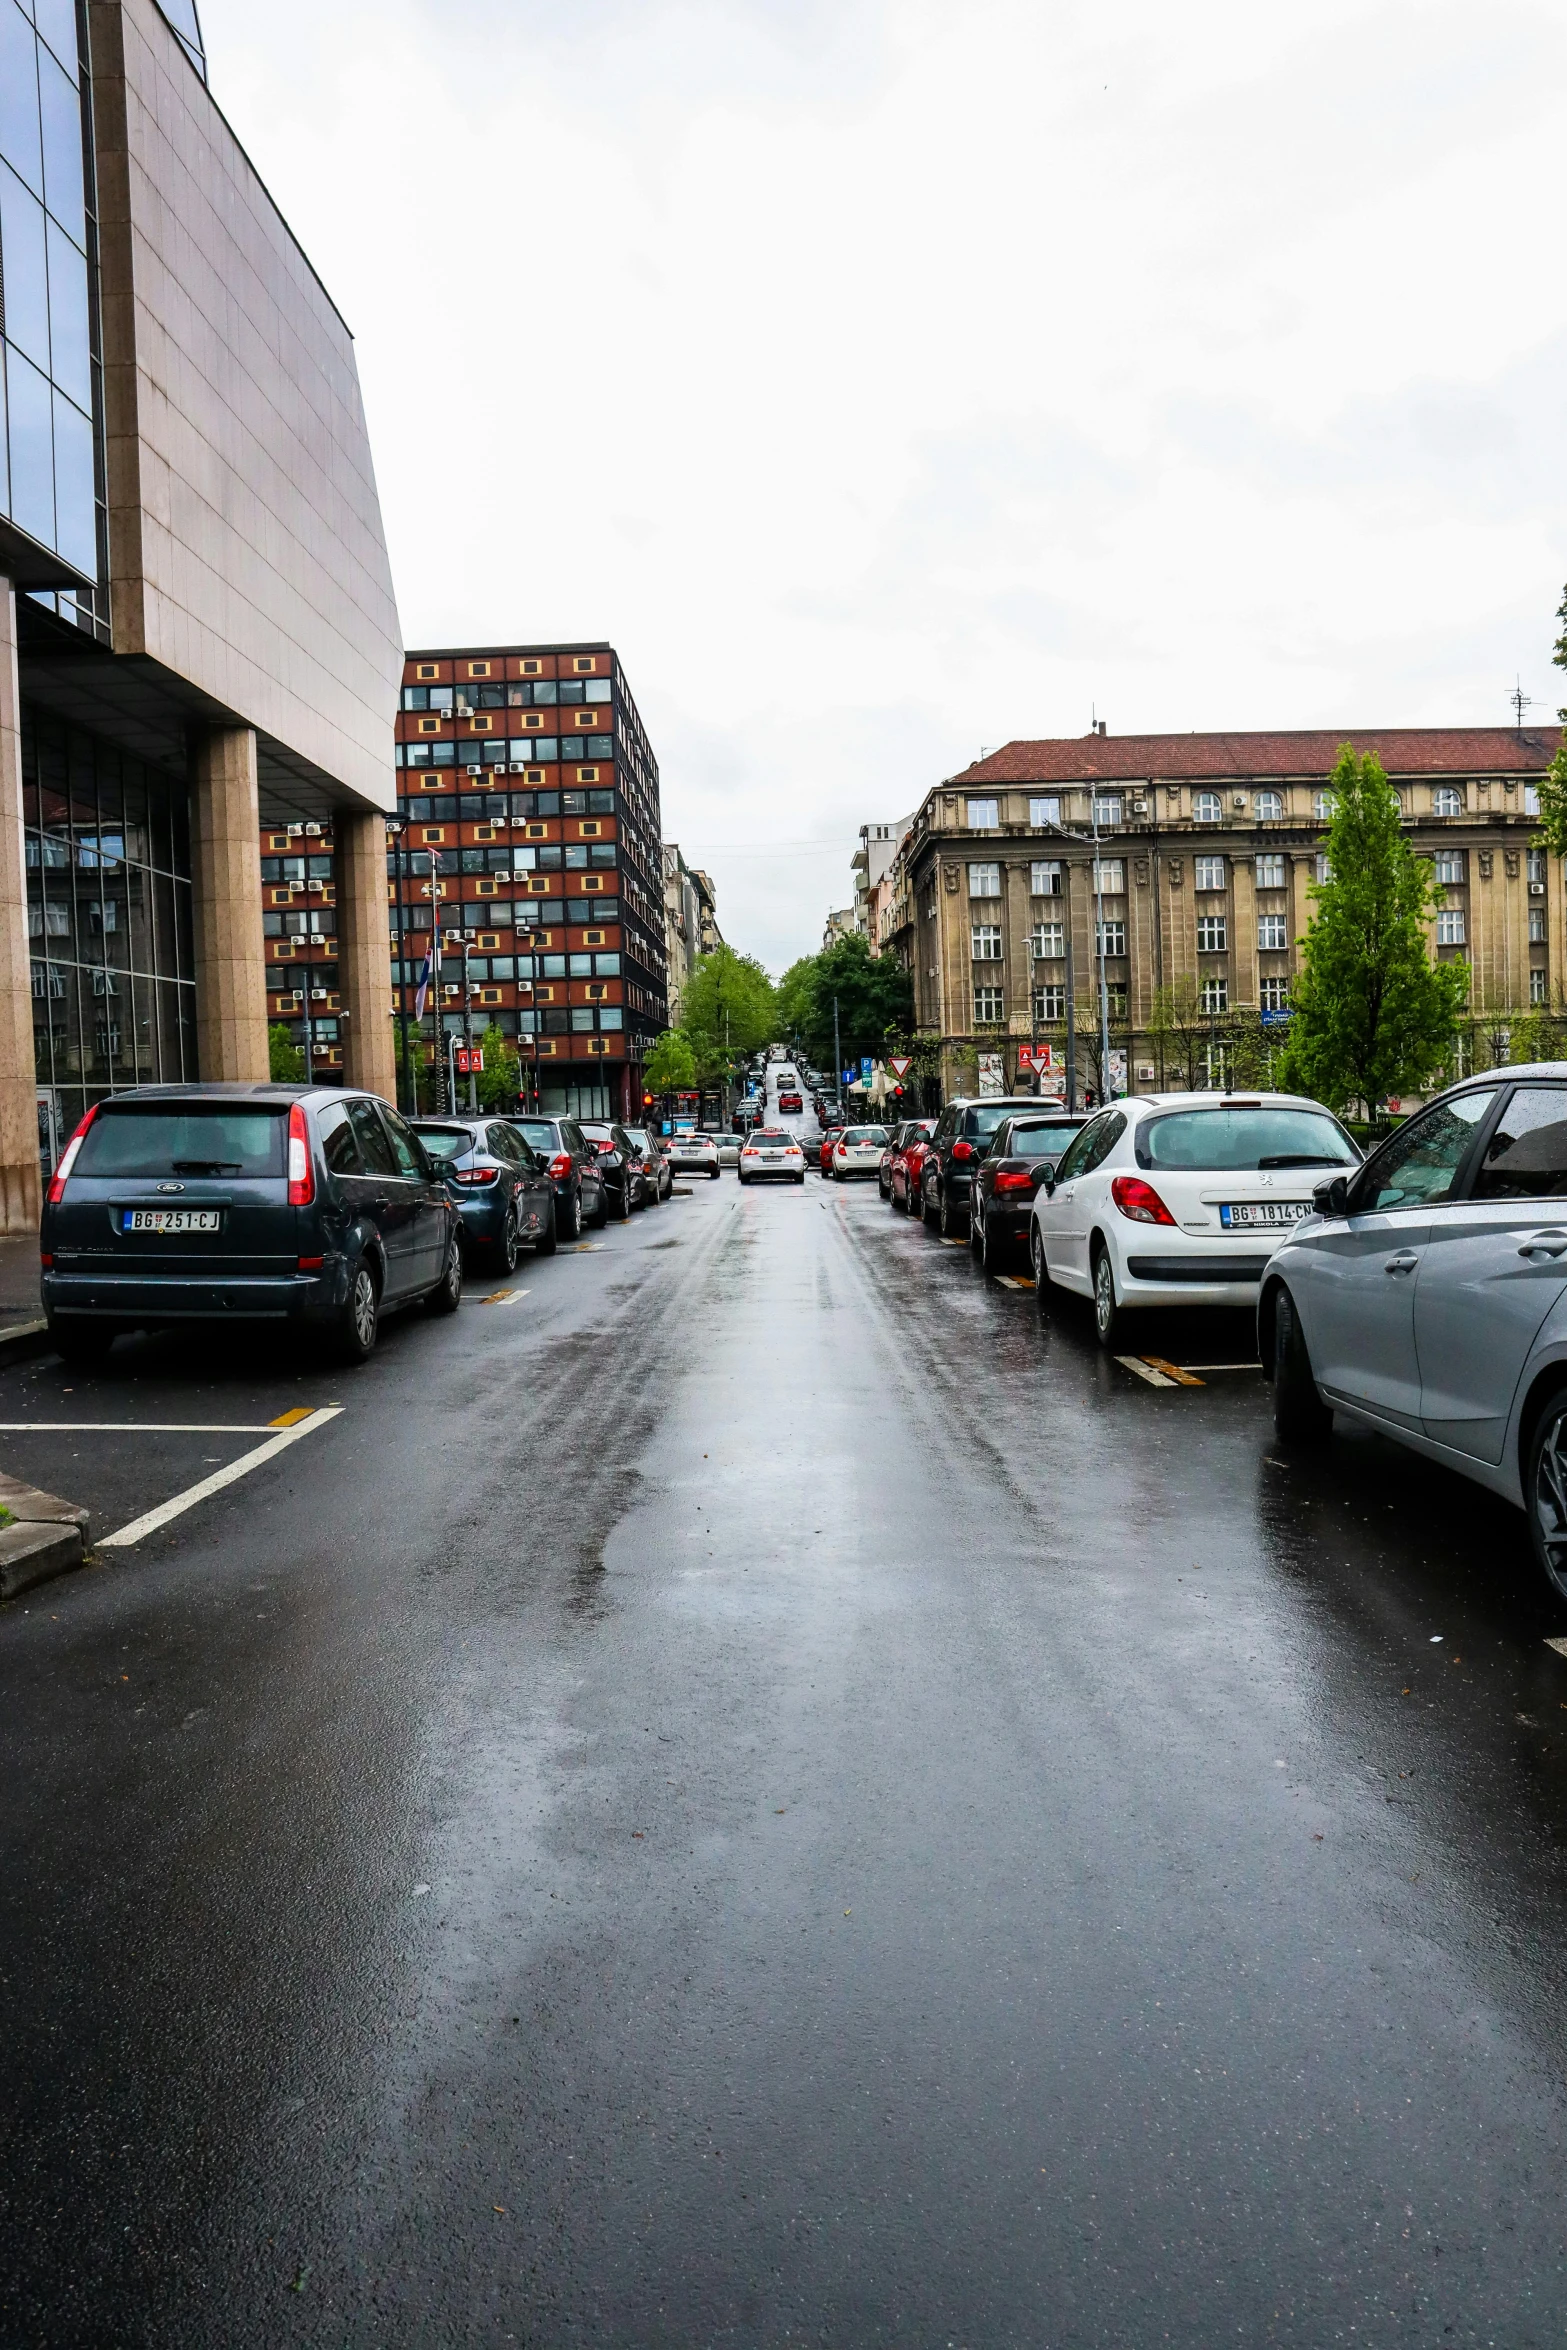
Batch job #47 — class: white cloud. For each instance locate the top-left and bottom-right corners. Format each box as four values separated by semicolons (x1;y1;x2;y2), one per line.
200;0;1567;971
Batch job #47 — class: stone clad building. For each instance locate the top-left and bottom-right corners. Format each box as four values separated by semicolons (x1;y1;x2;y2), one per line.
0;0;401;1226
886;727;1564;1100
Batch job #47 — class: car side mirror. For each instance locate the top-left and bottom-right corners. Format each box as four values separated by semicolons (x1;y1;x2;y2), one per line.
1028;1166;1048;1189
1313;1173;1351;1217
1042;1173;1057;1197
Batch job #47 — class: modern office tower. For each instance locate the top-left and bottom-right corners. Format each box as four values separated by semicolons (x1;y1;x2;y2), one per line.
0;0;401;1224
387;643;669;1120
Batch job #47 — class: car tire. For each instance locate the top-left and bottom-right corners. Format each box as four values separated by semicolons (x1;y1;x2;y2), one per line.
710;1169;719;1181
1271;1284;1332;1443
938;1186;965;1240
614;1181;632;1222
794;1173;805;1185
1528;1386;1567;1602
922;1181;940;1229
558;1184;582;1244
533;1197;557;1256
969;1206;984;1258
585;1183;608;1232
980;1207;1007;1276
1091;1242;1125;1349
426;1232;463;1315
47;1316;116;1367
491;1205;521;1275
1031;1221;1053;1313
335;1261;380;1364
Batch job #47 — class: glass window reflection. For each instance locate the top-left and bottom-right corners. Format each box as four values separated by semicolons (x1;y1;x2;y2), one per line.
0;165;50;372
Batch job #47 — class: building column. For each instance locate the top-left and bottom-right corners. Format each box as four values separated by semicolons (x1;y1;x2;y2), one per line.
190;725;269;1081
0;582;41;1230
335;807;396;1102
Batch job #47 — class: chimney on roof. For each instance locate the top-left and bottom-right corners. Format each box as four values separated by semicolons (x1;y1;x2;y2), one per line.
1096;719;1107;736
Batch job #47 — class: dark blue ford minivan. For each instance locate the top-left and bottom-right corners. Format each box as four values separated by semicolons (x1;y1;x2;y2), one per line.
40;1084;462;1366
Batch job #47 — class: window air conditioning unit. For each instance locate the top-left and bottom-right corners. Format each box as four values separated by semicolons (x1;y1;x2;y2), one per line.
1131;799;1149;815
1232;794;1247;809
304;822;322;837
286;823;304;837
1531;881;1547;896
310;987;328;1001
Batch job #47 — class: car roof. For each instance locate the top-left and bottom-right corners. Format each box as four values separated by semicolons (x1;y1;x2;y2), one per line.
1117;1090;1339;1117
98;1081;363;1103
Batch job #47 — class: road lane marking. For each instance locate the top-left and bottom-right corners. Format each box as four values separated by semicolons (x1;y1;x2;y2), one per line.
997;1275;1035;1290
940;1238;967;1247
1116;1357;1178;1387
1141;1356;1206;1388
479;1288;531;1305
269;1406;315;1426
1546;1638;1567;1659
0;1421;299;1433
1180;1362;1264;1373
98;1407;343;1547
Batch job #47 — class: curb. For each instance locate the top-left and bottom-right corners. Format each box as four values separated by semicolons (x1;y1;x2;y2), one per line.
0;1316;50;1370
0;1473;91;1601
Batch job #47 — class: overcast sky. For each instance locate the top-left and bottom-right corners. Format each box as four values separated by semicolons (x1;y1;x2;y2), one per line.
200;0;1567;975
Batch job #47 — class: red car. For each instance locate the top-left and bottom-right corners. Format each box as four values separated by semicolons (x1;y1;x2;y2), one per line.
778;1089;803;1114
888;1121;937;1212
817;1120;847;1174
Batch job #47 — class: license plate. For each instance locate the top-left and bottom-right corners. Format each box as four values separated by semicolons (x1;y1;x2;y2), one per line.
1219;1200;1308;1227
122;1209;221;1234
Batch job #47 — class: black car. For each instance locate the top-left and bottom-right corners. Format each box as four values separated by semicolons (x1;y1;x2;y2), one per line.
412;1118;558;1271
967;1111;1088;1273
40;1084;462;1367
625;1125;672;1203
919;1096;1046;1238
577;1119;649;1217
510;1114;609;1241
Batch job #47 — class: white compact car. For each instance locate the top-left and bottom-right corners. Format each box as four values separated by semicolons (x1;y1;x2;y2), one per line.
829;1124;891;1180
667;1131;720;1179
1029;1091;1359;1345
739;1128;806;1184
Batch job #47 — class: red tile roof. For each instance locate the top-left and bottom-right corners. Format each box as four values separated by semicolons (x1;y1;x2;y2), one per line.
952;727;1561;785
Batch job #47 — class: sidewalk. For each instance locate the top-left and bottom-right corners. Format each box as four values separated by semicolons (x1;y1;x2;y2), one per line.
0;1233;43;1324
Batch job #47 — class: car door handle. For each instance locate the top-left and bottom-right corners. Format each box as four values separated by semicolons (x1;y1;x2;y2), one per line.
1518;1231;1567;1259
1384;1251;1419;1272
372;1195;391;1214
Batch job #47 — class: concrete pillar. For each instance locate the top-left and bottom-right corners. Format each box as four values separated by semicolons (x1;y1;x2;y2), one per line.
0;583;41;1230
190;725;269;1081
334;807;396;1103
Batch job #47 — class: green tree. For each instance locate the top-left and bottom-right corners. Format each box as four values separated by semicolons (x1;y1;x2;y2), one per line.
1145;977;1210;1091
644;1029;697;1094
475;1029;523;1111
268;1022;304;1081
1278;744;1468;1117
680;946;778;1083
393;1020;429;1113
773;934;912;1074
1535;578;1567;854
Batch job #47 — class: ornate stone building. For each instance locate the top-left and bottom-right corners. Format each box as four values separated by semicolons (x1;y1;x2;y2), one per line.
885;727;1563;1102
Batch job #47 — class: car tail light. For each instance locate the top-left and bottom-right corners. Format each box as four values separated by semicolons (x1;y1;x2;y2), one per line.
298;1254;324;1270
549;1152;573;1180
743;1148;759;1159
287;1101;315;1206
951;1140;974;1161
454;1167;498;1185
994;1169;1034;1192
1111;1174;1175;1226
47;1103;99;1204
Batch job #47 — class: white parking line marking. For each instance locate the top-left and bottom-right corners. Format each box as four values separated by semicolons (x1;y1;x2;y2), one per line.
1116;1357;1178;1387
997;1276;1035;1290
479;1288;531;1306
1181;1362;1265;1373
1546;1638;1567;1660
0;1422;295;1433
1141;1356;1207;1388
98;1407;343;1548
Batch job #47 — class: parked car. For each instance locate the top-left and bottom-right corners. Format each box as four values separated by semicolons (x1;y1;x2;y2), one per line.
1030;1090;1359;1346
968;1112;1089;1273
411;1117;557;1270
40;1083;463;1367
511;1113;609;1240
891;1124;938;1213
1257;1069;1567;1598
817;1119;848;1174
739;1127;807;1184
828;1123;890;1180
919;1097;1045;1237
778;1090;804;1115
577;1120;650;1217
716;1134;743;1169
670;1130;722;1179
625;1125;671;1203
882;1119;935;1204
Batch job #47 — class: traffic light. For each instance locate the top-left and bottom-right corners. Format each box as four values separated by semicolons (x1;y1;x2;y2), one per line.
643;1091;654;1107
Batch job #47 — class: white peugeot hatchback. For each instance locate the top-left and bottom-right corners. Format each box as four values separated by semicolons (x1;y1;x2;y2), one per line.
1029;1091;1360;1346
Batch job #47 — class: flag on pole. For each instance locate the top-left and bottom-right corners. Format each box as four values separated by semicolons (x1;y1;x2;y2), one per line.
413;947;433;1021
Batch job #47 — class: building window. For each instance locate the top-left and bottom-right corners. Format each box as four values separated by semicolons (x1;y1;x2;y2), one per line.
1091;858;1124;894
1096;919;1126;957
1260;976;1290;1012
1433;786;1462;816
1255;791;1284;822
1255;853;1285;889
1258;914;1288;951
1029;796;1061;827
1532;967;1549;1005
1194;855;1225;893
1314;791;1335;819
1197;915;1227;952
973;984;1005;1024
971;925;1003;960
1529;848;1548;884
1530;907;1547;943
966;799;999;829
1526;786;1541;817
1435;908;1465;946
1031;921;1064;959
1315;853;1332;883
1200;976;1228;1014
1194;792;1222;823
1034;983;1065;1021
1434;849;1464;885
1031;860;1062;896
1107;982;1129;1019
1092;795;1122;828
1202;1041;1229;1086
968;861;1001;897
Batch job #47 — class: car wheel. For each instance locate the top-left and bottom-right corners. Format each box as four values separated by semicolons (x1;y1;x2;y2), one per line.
938;1186;964;1239
426;1232;463;1315
1529;1388;1567;1602
980;1207;1007;1276
969;1205;983;1258
533;1196;557;1256
879;1174;891;1199
1031;1221;1053;1314
922;1180;940;1229
557;1184;582;1244
614;1180;632;1221
710;1168;720;1180
1091;1243;1125;1348
585;1183;608;1232
47;1316;116;1367
794;1173;805;1185
1272;1284;1331;1443
335;1261;380;1363
492;1204;521;1274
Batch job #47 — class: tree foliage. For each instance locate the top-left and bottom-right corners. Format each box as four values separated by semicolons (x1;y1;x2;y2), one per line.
644;1029;697;1094
1537;579;1567;856
268;1022;304;1082
679;946;778;1082
774;934;913;1073
475;1029;523;1112
1277;744;1468;1116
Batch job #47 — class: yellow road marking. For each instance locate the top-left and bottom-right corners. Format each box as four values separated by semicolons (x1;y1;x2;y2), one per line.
1140;1356;1206;1387
998;1275;1035;1290
480;1288;531;1305
268;1406;315;1427
1116;1356;1178;1388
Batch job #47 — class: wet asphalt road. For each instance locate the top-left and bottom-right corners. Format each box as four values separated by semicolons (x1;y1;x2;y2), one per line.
7;1124;1567;2347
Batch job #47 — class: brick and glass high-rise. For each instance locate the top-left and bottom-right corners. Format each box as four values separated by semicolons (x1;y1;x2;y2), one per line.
388;642;668;1121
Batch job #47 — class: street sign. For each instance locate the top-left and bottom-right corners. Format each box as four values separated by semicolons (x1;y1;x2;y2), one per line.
888;1055;912;1079
860;1057;873;1084
454;1047;484;1074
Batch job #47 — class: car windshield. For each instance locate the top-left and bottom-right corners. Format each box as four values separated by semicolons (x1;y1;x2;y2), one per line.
843;1126;888;1143
74;1104;287;1178
1136;1106;1358;1172
513;1122;557;1154
1006;1122;1082;1159
411;1126;474;1161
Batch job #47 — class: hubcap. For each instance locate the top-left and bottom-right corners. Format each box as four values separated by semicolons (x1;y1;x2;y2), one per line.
1095;1258;1113;1331
353;1272;376;1347
1536;1413;1567;1583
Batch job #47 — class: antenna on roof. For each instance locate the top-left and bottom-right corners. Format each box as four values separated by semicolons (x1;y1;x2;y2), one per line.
1510;677;1535;728
1089;705;1107;738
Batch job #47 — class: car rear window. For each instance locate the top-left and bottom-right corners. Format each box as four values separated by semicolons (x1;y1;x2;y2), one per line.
75;1104;287;1178
514;1121;558;1154
1007;1123;1082;1158
843;1127;888;1143
754;1130;794;1143
965;1103;1031;1141
412;1126;473;1161
1136;1106;1358;1172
